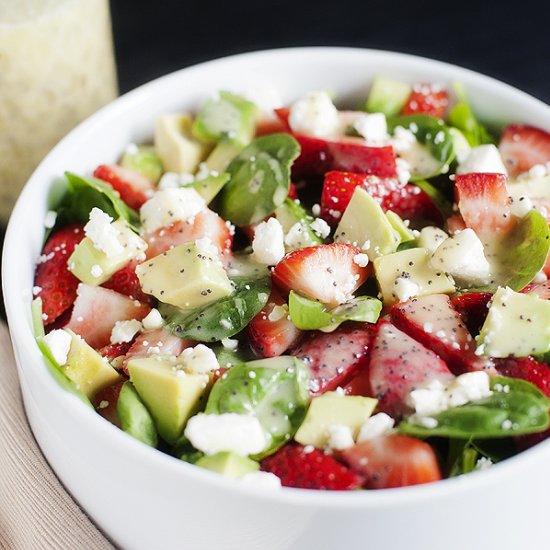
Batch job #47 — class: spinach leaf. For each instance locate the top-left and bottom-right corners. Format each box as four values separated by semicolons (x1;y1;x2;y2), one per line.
448;82;494;147
54;172;140;230
448;439;480;477
205;356;310;457
219;134;300;226
117;381;158;447
413;179;454;220
399;376;550;439
161;275;271;342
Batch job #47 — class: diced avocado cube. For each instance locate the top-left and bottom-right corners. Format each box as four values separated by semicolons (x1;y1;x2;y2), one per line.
417;226;448;254
477;287;550;357
128;355;212;444
185;173;230;204
385;210;415;243
334;187;399;258
68;219;147;286
192;91;259;146
365;76;412;116
374;247;455;304
155;114;212;173
135;241;233;310
204;141;244;173
120;145;164;184
63;329;122;398
117;381;158;447
195;451;259;479
295;391;377;448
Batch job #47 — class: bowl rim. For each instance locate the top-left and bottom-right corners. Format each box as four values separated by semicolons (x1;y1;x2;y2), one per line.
4;45;550;508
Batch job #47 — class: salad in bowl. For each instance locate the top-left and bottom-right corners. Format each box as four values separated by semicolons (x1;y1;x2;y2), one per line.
31;74;550;492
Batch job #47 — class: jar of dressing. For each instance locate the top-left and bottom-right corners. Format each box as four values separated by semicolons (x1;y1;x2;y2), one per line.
0;0;118;224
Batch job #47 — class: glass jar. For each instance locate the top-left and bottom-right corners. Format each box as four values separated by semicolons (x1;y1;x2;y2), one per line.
0;0;118;224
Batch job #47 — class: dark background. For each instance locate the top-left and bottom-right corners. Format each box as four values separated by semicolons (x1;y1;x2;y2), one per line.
111;0;550;103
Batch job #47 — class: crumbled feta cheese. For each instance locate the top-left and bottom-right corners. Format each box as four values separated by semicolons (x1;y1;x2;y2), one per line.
395;157;411;185
475;457;494;471
312;203;321;216
179;344;220;374
353;113;388;145
141;308;163;330
184;413;267;456
268;304;287;322
140;188;205;233
414;416;438;429
252;217;285;265
90;264;103;278
44;210;57;229
457;144;507;175
310;218;331;239
417;226;448;254
510;195;534;218
356;413;395;442
110;319;142;344
32;286;42;296
288;91;339;137
125;142;139;155
43;329;72;366
533;270;548;284
240;471;281;489
158;171;195;189
393;276;420;302
284;222;308;249
353;253;369;268
84;208;125;257
430;228;491;286
408;379;449;416
326;425;355;450
391;126;417;153
195;236;221;261
446;371;492;408
221;338;238;351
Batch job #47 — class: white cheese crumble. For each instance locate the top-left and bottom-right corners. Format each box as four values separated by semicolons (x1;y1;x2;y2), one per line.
140;188;205;233
353;253;369;268
475;457;494;471
417;226;448;254
288;91;339;137
393;276;420;302
252;217;285;265
390;126;417;153
110;319;142;344
310;218;331;239
284;222;308;249
353;113;388;145
395;157;411;185
510;195;534;218
84;208;124;258
356;413;395;442
157;171;196;190
44;210;57;229
240;471;281;489
43;329;72;366
326;424;355;450
268;304;287;322
179;344;220;374
430;228;491;286
457;144;507;175
141;308;163;330
221;338;238;350
32;286;42;296
184;413;267;456
90;264;103;278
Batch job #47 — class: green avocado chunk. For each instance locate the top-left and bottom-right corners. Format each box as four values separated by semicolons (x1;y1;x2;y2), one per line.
195;451;259;479
117;381;158;447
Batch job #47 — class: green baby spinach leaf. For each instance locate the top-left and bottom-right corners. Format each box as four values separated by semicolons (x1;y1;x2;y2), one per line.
117;381;158;447
219;134;300;226
274;198;323;251
161;275;271;342
399;376;550;439
120;144;163;184
206;356;310;457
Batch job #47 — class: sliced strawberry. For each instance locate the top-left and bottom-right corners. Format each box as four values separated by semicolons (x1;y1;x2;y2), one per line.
272;243;370;307
99;340;134;360
499;124;550;177
454;173;516;237
291;134;397;180
291;323;373;395
445;213;466;234
255;112;290;136
93;164;154;210
401;84;449;119
495;356;550;398
248;290;301;358
391;294;495;375
144;208;233;258
450;292;492;335
522;280;550;300
65;284;150;349
121;328;191;374
320;171;441;226
342;364;372;397
339;434;442;489
368;320;454;418
260;443;364;490
34;224;85;325
274;107;290;128
102;259;154;304
287;181;299;200
94;380;125;428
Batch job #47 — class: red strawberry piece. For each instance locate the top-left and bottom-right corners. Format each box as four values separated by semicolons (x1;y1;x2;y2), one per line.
291;134;397;180
368;320;454;418
450;292;492;335
498;124;550;177
454;173;516;237
65;284;151;349
272;243;370;307
144;208;233;258
260;443;365;490
291;323;373;395
514;428;550;452
543;254;550;278
391;294;495;376
287;181;299;200
320;171;441;226
94;380;125;428
445;213;466;234
401;84;449;119
342;364;372;397
495;356;550;398
121;328;191;374
274;107;290;128
255;110;290;136
339;434;442;489
34;224;85;325
99;340;134;360
93;164;154;210
212;367;228;384
248;289;301;358
102;259;154;304
521;280;550;300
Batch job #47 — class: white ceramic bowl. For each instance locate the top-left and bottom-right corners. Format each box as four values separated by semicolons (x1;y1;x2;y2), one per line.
3;48;550;550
